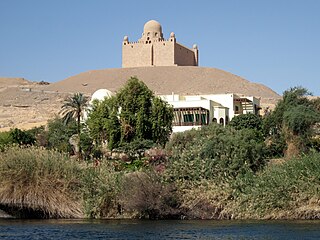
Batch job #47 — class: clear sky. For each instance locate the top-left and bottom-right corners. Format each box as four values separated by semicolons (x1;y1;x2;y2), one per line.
1;0;319;95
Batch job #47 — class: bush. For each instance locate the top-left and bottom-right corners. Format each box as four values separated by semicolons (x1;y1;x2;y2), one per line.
229;113;263;132
232;152;320;218
166;124;266;181
120;171;181;219
46;116;77;153
82;161;122;218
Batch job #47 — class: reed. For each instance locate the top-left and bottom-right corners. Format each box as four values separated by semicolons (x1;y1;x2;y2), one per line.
0;146;83;218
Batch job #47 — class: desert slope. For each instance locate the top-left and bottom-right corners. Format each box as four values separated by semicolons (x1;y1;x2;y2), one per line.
44;66;281;101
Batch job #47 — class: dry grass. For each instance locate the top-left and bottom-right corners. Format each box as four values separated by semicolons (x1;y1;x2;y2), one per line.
0;146;83;218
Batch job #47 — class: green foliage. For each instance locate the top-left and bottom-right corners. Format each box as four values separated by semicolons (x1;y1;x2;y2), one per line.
229;113;262;131
0;131;11;150
117;77;153;142
151;97;174;146
80;131;94;160
283;105;320;136
9;128;36;146
0;128;37;149
265;134;287;158
82;161;122;218
233;152;320;218
116;138;154;162
47;116;77;153
60;93;89;130
60;93;89;158
166;123;266;181
263;87;320;157
87;77;173;151
86;97;121;150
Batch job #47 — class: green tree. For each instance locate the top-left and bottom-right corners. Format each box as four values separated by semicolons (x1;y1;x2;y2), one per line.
117;77;154;142
263;87;320;157
60;93;89;158
151;97;173;147
46;116;77;153
87;77;173;151
86;97;121;150
229;113;262;131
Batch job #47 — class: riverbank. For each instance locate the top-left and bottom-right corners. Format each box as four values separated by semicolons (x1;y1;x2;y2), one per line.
0;145;319;220
0;209;13;218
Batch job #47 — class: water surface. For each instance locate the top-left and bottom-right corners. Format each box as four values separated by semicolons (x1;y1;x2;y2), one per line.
0;219;319;239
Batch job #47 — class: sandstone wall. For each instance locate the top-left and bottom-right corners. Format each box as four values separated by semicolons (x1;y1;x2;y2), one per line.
122;43;152;67
174;43;197;66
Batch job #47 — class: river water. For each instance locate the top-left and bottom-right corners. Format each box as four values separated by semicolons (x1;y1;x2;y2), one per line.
0;219;319;239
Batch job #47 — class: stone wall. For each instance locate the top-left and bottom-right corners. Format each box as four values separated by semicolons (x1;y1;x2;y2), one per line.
122;43;153;68
174;43;197;66
153;40;175;66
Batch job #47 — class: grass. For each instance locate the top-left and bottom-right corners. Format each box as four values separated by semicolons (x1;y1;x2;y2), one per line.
232;152;320;219
0;146;83;218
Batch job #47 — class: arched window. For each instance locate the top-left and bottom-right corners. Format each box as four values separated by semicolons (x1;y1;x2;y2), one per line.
212;118;217;123
219;118;224;125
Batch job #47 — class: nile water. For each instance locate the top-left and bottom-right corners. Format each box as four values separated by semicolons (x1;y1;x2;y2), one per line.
0;219;320;239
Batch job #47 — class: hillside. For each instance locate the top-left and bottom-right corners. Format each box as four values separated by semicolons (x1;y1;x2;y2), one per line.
0;67;281;131
45;66;280;101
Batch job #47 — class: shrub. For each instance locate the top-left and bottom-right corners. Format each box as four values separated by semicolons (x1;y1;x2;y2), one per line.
166;124;266;181
233;152;320;218
119;171;181;219
82;161;122;218
46;116;77;153
229;113;263;132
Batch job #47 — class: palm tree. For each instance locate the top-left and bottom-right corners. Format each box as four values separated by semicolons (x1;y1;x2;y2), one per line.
60;93;89;158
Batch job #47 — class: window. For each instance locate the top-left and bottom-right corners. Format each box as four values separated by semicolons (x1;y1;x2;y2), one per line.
196;114;207;124
183;114;194;123
212;118;217;123
219;118;224;125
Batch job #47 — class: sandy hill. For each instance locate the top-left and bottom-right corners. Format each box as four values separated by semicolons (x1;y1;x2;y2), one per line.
44;66;281;102
0;67;281;131
0;77;31;87
0;78;68;131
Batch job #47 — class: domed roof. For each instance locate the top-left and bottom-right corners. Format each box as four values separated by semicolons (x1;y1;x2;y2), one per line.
143;20;162;33
90;89;114;103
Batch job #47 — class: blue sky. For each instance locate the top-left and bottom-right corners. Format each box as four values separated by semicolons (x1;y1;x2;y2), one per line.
1;0;319;95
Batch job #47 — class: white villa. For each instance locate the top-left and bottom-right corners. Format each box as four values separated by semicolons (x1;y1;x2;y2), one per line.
89;89;261;133
160;93;260;132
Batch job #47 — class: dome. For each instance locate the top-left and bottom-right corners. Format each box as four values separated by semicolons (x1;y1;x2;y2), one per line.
170;32;175;38
90;89;114;103
143;20;162;34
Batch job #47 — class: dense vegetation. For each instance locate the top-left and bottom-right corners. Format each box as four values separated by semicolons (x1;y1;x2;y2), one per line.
86;77;173;151
0;84;319;219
